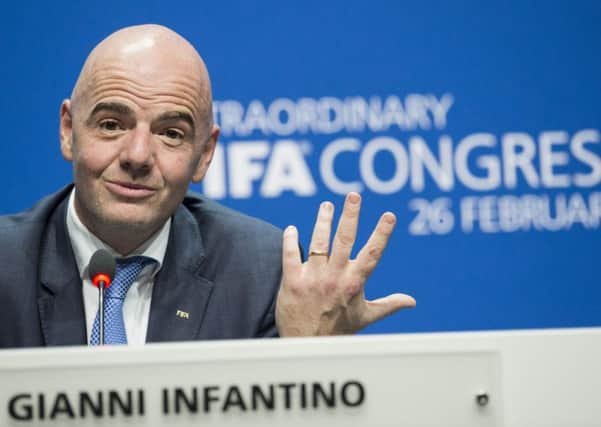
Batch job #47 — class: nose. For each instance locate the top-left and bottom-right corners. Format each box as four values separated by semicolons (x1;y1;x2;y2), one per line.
119;124;155;177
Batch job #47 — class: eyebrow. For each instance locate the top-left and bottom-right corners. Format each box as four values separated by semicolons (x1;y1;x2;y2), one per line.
155;111;196;131
89;102;134;118
86;102;196;135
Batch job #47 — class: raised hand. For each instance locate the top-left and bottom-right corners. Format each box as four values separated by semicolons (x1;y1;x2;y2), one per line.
276;192;416;337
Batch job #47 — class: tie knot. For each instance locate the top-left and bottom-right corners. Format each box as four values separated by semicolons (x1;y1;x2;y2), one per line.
106;256;155;300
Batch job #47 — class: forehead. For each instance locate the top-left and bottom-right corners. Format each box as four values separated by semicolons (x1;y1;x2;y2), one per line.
80;57;210;125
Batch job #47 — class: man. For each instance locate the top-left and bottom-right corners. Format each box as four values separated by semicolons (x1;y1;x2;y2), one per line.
0;25;415;348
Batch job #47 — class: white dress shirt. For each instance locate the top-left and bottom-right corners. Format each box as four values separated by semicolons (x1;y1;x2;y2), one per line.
65;190;170;345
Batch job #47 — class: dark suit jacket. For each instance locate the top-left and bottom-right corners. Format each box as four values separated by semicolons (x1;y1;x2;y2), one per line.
0;185;282;348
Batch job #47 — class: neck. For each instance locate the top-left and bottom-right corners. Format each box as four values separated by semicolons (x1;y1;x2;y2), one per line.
93;227;155;256
74;201;163;256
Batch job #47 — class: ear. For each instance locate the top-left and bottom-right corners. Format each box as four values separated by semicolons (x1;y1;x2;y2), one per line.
60;100;74;161
191;124;220;183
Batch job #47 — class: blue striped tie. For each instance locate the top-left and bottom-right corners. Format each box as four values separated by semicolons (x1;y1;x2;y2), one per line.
90;256;155;345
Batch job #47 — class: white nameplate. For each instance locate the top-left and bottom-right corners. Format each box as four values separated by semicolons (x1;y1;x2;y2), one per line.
0;335;502;426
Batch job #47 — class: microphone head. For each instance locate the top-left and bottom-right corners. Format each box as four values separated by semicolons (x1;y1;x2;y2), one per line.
88;249;116;289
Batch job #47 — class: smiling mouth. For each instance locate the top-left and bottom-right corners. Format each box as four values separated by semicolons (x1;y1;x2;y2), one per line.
104;180;157;199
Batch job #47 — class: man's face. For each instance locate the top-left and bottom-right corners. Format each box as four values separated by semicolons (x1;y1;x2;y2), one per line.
60;51;217;250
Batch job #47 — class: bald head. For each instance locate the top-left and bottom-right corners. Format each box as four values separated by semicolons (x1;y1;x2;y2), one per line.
59;25;220;255
71;24;214;132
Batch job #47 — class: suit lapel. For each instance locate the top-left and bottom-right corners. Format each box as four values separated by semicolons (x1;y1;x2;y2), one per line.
146;205;215;343
37;194;87;346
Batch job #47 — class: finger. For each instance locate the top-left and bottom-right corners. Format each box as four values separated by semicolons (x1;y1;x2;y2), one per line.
355;212;396;280
362;293;416;327
308;201;334;263
282;226;302;280
330;192;361;269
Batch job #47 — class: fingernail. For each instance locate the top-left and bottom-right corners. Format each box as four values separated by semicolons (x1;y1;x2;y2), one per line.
285;225;297;235
321;201;333;211
348;193;361;204
384;212;396;224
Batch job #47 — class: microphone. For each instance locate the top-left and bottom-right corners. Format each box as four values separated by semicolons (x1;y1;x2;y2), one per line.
88;249;116;345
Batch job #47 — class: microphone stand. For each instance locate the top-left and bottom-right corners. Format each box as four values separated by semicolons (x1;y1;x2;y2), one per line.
98;282;105;345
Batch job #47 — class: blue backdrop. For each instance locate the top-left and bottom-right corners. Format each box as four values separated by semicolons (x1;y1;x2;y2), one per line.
1;1;599;333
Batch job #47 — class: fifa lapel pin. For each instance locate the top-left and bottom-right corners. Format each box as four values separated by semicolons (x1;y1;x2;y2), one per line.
176;309;190;319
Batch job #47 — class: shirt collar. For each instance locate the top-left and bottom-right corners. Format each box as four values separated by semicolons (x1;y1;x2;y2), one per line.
66;189;170;281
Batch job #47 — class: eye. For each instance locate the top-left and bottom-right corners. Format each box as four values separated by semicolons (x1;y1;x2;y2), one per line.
98;119;123;132
158;128;185;146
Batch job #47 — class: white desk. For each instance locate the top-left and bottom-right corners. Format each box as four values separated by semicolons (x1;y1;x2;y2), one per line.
1;328;599;426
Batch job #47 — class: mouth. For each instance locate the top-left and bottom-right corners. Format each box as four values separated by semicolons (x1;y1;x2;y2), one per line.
104;180;158;199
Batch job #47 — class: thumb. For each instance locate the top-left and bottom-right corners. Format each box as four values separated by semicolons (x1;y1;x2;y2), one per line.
363;293;416;326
